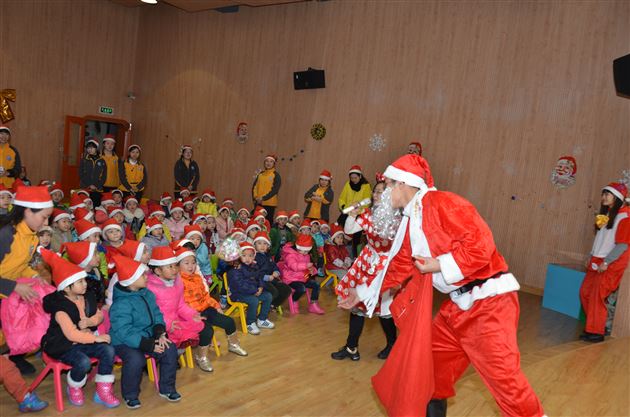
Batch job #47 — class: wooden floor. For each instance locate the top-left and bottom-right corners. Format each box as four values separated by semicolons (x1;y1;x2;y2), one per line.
1;290;628;417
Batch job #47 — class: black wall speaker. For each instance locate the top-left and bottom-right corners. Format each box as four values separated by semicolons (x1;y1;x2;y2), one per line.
294;68;325;90
613;53;630;98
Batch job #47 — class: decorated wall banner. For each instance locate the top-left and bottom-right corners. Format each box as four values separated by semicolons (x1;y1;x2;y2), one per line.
369;133;387;152
0;89;16;123
310;123;326;141
550;155;577;189
236;122;248;144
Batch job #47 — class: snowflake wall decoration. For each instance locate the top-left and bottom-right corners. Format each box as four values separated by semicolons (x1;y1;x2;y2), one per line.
619;169;630;187
369;133;387;152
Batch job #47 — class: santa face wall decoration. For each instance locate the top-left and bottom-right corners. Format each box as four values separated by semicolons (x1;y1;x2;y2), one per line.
550;155;577;189
236;122;248;144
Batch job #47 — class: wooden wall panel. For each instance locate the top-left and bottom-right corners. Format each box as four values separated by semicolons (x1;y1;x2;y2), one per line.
131;0;630;296
0;0;138;182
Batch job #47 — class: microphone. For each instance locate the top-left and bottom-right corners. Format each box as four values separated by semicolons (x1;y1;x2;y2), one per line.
342;198;372;214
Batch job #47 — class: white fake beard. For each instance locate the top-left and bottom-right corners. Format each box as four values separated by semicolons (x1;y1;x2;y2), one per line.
372;186;403;240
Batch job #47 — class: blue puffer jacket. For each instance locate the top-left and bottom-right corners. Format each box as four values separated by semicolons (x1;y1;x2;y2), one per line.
109;283;166;352
195;242;212;276
255;252;279;277
227;263;264;299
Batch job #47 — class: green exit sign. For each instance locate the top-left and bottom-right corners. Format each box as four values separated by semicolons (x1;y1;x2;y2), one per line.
99;106;114;115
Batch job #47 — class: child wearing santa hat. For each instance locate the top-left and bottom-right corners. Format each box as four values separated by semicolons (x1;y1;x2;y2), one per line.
269;210;294;261
245;220;262;244
50;208;76;252
183;225;213;283
0;184;13;215
49;183;67;209
226;242;275;335
253;231;291;309
136;203;172;242
175;246;248;368
62;240;106;304
196;189;218;217
164;200;189;241
203;215;220;254
109;255;181;408
37;225;53;250
253;207;271;231
288;210;302;230
122;196;145;237
141;217;170;253
118;144;147;201
74;219;109;287
111;189;124;208
324;224;352;281
94;192;114;226
40;249;119;408
234;207;250;230
159;192;172;218
278;235;324;315
216;206;234;241
182;196;195;220
318;220;331;243
222;197;237;221
304;170;334;222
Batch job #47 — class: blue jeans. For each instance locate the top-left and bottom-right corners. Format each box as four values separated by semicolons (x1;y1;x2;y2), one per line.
114;343;178;400
236;291;272;324
59;343;115;382
290;279;320;301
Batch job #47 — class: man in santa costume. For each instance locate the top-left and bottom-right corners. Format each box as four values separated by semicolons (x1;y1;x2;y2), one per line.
352;154;545;417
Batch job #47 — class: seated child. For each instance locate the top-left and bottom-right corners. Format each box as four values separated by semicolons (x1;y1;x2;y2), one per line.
234;207;250;230
141;217;169;252
269;210;294;261
183;224;213;283
253;232;291;309
159;192;172;218
37;225;53;250
222;197;237;221
40;249;119;408
318;221;331;243
164;200;188;240
109;254;181;408
245;220;261;244
50;208;75;252
74;219;108;279
111;189;124;208
175;246;248;369
123;196;145;237
62;241;106;305
226;242;274;335
94;192;114;226
136;203;172;241
49;183;66;210
204;216;220;254
253;209;270;232
107;206;134;241
182;197;195;220
196;190;218;217
288;210;302;231
278;235;324;315
324;224;352;279
0;184;12;215
216;206;234;240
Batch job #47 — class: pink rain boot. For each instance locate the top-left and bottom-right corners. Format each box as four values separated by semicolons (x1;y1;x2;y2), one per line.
67;374;86;406
308;301;325;315
94;374;121;408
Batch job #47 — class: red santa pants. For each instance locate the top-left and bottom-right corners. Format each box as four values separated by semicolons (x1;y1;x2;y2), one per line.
432;292;545;417
580;256;627;335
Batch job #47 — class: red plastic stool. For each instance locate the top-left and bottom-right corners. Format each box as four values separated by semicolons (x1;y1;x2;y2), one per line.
29;353;98;412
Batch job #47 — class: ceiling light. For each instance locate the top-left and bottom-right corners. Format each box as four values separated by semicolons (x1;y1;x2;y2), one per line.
141;0;158;4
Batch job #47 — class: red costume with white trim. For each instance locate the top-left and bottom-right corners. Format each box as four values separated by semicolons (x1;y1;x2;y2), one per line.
364;155;544;417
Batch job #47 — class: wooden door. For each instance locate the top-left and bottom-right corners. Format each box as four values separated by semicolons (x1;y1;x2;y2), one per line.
61;115;85;196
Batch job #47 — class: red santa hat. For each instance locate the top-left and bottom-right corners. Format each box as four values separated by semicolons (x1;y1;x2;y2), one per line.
100;192;114;205
230;227;246;239
237;207;250;216
149;246;177;267
319;220;330;231
192;213;207;224
310;219;321;226
118;239;146;262
383;154;434;189
264;154;278;163
184;224;204;240
74;189;90;198
111;189;123;198
69;193;86;210
41;248;87;291
558;156;577;174
74;218;101;241
0;184;13;197
174;246;195;262
408;141;423;155
245;220;261;235
218;205;230;214
170;200;184;213
222;197;234;205
255;206;268;215
124;196;138;206
112;254;147;287
85;138;99;148
0;125;11;134
61;241;98;269
102;134;116;143
603;182;628;201
101;218;123;236
319;170;332;180
73;207;93;221
348;165;363;175
49;183;64;198
170;239;193;250
181;144;193;152
52;208;72;223
330;224;345;240
107;205;124;218
160;192;172;204
13;186;53;209
253;231;271;245
375;172;386;183
239;241;255;254
178;188;191;198
182;196;194;206
299;218;312;231
275;210;288;220
145;217;163;233
128;144;141;153
295;234;313;251
201;189;216;200
288;210;301;221
148;203;165;218
253;211;266;221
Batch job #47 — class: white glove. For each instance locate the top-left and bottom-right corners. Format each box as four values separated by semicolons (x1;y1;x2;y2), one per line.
333;259;345;268
344;257;352;268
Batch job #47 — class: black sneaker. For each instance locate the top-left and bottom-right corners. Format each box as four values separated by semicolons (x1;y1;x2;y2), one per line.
331;346;360;361
125;399;141;409
9;355;36;375
581;333;605;343
159;392;182;402
377;344;394;359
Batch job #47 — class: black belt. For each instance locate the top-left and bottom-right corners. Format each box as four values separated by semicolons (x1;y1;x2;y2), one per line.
450;272;507;296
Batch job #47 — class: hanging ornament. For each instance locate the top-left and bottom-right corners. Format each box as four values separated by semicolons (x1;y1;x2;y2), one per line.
550;155;577;189
368;133;387;152
236;122;248;144
0;89;16;123
310;123;326;141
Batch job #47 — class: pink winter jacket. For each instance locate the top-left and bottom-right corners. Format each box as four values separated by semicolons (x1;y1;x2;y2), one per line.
278;244;316;285
164;217;189;241
216;216;234;240
146;272;203;346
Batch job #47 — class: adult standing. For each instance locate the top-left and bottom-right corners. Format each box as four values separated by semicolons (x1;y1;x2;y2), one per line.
101;134;120;192
0;185;54;375
252;154;281;222
0;125;22;189
337;165;372;257
118;145;147;201
174;145;200;199
580;182;629;342
349;154;544;417
78;139;106;207
303;170;334;222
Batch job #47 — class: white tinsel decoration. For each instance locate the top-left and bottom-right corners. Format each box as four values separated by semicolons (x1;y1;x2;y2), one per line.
368;133;387;152
619;169;630;203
